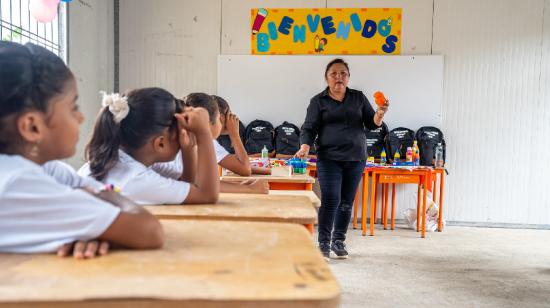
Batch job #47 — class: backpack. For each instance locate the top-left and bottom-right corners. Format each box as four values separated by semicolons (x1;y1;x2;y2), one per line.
216;121;246;154
274;121;301;155
386;127;415;160
415;126;446;166
366;122;389;158
244;120;275;154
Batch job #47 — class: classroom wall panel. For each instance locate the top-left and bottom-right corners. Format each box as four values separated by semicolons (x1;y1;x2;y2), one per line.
221;0;325;55
432;0;549;224
119;0;221;98
326;0;434;55
67;0;114;168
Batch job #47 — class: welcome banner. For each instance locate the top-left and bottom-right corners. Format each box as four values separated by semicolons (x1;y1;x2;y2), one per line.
250;8;402;55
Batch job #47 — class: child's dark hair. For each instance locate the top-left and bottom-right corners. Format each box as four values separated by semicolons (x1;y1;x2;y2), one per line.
212;95;230;116
86;87;180;181
184;93;219;124
0;41;73;154
324;58;350;78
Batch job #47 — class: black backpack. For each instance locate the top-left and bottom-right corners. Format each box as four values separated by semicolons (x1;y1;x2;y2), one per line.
366;122;389;158
217;121;246;154
274;122;301;155
244;120;274;154
415;126;446;166
386;127;415;159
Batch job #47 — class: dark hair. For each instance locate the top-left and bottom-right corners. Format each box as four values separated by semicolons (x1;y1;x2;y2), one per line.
0;41;73;153
324;58;350;78
212;95;230;115
86;87;178;181
184;93;219;124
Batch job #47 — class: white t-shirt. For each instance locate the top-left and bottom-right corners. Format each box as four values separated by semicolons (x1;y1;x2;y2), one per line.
78;150;190;205
151;140;229;180
0;155;121;253
42;160;104;191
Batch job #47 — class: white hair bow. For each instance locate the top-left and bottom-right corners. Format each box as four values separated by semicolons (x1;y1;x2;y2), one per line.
100;91;129;124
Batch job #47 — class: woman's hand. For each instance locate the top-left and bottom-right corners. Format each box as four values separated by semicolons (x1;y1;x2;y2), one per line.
57;240;110;259
374;100;389;126
376;100;390;116
295;144;310;159
225;112;240;138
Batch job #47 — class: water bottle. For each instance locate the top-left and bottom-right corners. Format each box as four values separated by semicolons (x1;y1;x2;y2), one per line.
413;141;420;166
406;147;413;162
393;150;400;164
380;148;387;165
261;145;269;167
434;143;444;168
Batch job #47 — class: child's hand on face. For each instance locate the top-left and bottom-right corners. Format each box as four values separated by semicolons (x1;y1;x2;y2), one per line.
226;112;240;137
57;240;109;259
177;123;197;150
175;107;211;136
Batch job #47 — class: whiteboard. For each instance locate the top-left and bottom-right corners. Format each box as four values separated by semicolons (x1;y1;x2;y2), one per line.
217;55;443;131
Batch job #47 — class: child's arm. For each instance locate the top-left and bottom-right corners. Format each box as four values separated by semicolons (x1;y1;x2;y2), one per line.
219;113;251;176
178;130;197;183
220;179;269;194
176;108;220;204
252;166;272;175
96;190;164;249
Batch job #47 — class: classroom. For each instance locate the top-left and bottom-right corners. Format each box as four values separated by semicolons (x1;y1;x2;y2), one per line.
0;0;549;307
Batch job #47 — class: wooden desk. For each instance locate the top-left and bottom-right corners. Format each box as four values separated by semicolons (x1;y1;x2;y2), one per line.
269;190;321;209
145;193;317;233
0;220;340;308
221;174;315;191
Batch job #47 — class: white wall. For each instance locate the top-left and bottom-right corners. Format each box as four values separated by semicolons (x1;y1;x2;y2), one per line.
117;0;550;226
66;0;114;168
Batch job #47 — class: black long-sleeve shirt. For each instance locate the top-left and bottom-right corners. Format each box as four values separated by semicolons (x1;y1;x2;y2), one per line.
300;87;379;161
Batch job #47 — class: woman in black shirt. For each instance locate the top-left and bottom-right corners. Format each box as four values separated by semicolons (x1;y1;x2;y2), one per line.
296;58;389;260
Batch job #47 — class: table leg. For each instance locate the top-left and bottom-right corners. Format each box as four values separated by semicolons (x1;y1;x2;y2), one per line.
361;172;368;234
432;173;437;203
305;223;314;235
369;173;377;236
416;184;421;232
422;177;427;238
383;184;389;230
438;170;445;232
380;184;386;230
373;182;378;224
391;183;396;230
353;188;359;229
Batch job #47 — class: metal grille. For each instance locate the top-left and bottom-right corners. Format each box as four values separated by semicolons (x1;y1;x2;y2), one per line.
0;0;66;57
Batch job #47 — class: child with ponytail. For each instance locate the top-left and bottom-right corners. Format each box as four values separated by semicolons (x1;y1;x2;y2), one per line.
79;88;219;204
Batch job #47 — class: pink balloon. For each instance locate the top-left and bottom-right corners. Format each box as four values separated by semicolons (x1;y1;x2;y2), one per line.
29;0;60;23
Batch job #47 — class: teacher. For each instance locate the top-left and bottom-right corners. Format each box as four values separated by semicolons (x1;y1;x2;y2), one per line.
296;58;389;260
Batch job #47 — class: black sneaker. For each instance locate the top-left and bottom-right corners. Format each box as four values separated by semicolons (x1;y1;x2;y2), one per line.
330;240;349;259
319;242;330;261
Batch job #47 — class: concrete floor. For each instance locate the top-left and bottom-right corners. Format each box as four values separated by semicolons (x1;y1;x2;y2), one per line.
317;224;550;308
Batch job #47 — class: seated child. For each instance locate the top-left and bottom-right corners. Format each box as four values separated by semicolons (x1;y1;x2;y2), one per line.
79;88;220;204
0;42;163;257
153;93;268;194
212;95;271;175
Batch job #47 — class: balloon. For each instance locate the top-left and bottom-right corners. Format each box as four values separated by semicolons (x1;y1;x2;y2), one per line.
29;0;60;23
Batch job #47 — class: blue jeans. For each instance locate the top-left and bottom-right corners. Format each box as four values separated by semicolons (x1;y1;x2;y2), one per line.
317;159;365;244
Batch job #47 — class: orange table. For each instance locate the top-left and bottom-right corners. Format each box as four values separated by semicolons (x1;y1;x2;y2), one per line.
361;167;433;238
221;174;315;191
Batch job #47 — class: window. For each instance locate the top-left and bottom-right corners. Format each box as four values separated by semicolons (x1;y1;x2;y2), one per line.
0;0;66;59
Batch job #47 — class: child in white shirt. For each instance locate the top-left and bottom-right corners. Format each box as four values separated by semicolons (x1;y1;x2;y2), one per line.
155;93;268;194
0;41;163;257
79;89;219;204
